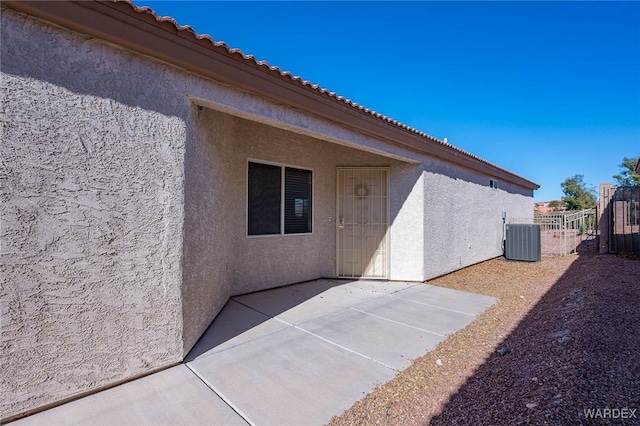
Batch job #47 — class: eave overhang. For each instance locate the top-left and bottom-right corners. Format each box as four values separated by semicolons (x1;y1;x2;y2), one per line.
3;0;540;190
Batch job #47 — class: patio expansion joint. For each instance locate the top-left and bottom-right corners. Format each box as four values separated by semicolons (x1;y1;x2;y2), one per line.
292;324;400;372
229;297;301;327
184;363;254;426
185;300;297;362
186;323;293;361
230;297;273;318
230;297;293;323
388;294;477;317
348;307;446;337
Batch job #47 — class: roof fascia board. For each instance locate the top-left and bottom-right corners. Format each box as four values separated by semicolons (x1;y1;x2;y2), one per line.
3;0;539;190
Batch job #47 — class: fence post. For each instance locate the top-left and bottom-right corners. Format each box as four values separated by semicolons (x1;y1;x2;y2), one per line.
563;213;567;256
599;183;614;254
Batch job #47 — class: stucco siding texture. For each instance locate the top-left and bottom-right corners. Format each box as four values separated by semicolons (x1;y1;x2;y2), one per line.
182;108;238;354
1;9;186;419
194;109;411;298
193;109;533;288
421;158;532;279
387;168;426;281
1;6;535;421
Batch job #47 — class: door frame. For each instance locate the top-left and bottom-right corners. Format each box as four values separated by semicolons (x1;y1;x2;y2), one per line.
336;167;390;279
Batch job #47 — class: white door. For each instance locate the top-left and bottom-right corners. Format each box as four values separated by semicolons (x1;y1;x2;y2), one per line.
337;168;389;279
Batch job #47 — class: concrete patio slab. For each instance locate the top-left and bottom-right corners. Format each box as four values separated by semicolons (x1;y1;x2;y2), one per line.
234;279;415;325
10;365;246;426
391;284;498;315
298;308;445;370
327;279;416;296
353;294;478;336
187;326;396;426
10;279;497;426
186;299;289;362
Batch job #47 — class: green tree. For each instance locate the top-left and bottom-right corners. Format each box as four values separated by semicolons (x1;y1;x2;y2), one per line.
612;156;640;187
560;175;597;210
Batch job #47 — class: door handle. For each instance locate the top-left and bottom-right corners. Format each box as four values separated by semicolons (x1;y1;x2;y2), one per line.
338;217;344;230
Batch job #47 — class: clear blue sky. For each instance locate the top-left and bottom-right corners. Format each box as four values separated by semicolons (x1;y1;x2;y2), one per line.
139;1;639;201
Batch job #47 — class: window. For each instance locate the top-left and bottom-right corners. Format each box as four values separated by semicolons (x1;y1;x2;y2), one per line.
248;161;312;236
247;162;281;235
490;179;499;189
284;167;312;234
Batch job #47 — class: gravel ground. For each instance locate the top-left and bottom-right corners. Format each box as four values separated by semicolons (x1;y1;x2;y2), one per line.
329;251;640;425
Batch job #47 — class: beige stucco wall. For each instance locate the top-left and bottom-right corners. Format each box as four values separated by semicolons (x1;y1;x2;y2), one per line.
189;107;533;289
421;159;532;279
1;6;533;421
1;8;189;420
190;108;413;298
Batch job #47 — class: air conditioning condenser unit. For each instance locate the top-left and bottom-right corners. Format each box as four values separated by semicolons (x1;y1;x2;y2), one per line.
505;224;541;262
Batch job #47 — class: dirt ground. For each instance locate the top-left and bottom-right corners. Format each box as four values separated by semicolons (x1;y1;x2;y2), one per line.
329;252;640;425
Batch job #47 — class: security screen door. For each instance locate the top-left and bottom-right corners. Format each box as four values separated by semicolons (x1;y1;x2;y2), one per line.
337;168;389;279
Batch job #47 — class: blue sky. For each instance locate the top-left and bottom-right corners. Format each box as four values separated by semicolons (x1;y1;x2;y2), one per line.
139;1;639;201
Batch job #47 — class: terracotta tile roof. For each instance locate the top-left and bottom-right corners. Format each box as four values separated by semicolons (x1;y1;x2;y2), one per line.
128;1;437;137
122;1;538;181
2;0;538;189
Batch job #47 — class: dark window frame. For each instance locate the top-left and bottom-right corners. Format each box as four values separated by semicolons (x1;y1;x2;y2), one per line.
247;160;313;237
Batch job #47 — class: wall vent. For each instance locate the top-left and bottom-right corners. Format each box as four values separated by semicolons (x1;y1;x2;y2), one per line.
505;224;541;261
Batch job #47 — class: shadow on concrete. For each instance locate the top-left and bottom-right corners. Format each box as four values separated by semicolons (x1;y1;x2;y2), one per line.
430;252;640;425
184;279;356;361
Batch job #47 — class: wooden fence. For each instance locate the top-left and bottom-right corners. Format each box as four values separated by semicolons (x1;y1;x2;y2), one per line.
599;185;640;254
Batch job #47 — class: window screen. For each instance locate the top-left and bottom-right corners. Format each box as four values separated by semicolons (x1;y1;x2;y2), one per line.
285;167;312;234
248;162;281;235
247;162;313;236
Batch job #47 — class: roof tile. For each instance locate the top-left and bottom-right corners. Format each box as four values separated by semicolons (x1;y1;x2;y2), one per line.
120;0;534;184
